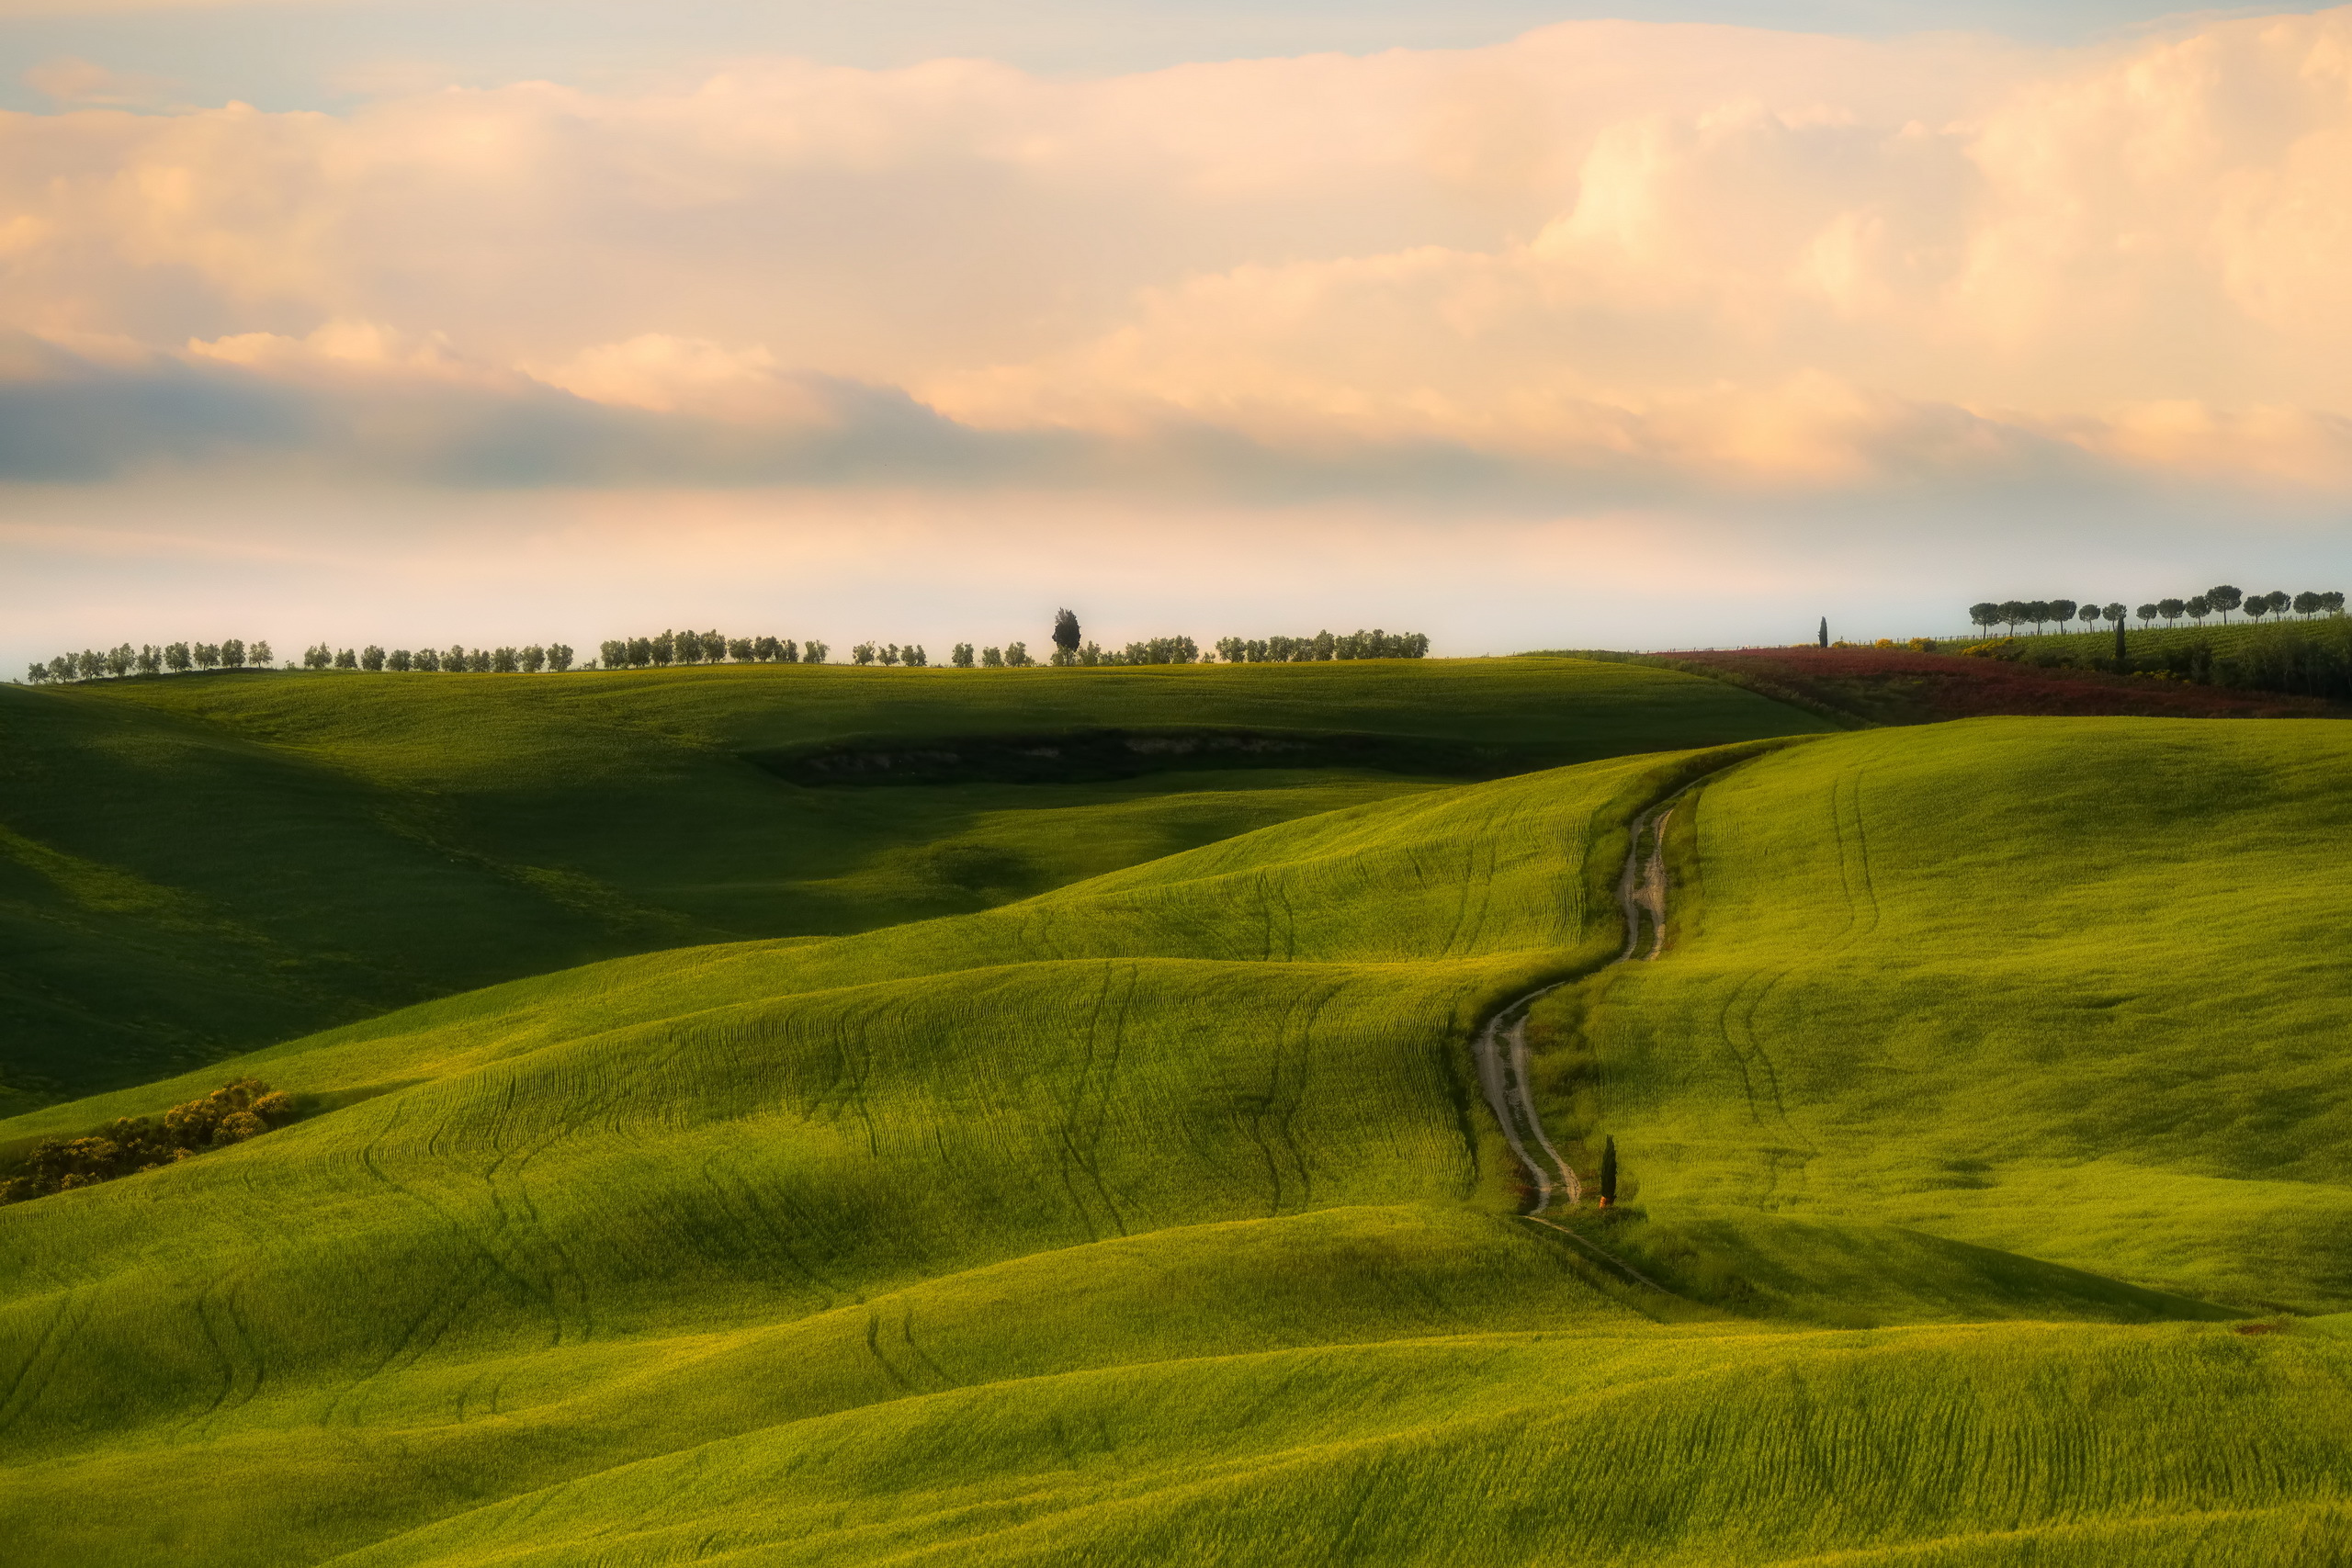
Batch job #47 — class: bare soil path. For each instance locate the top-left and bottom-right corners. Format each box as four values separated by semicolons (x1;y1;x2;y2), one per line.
1472;773;1713;1216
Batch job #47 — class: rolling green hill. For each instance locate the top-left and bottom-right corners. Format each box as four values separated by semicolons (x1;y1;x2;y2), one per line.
6;718;2352;1565
0;658;1826;1108
1539;716;2352;1319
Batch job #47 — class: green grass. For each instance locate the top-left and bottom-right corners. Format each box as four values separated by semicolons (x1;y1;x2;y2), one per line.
8;720;2352;1565
0;658;1825;1107
1539;716;2352;1321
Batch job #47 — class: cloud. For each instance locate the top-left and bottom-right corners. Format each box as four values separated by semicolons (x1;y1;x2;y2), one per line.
526;335;841;425
1;13;2351;491
20;57;180;108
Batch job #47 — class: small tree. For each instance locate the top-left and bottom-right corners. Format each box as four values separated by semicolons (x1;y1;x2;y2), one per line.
467;649;492;673
2208;584;2242;624
2158;597;2185;626
802;639;829;663
2049;598;2078;634
360;646;386;671
2294;592;2322;619
2135;604;2157;628
600;639;628;669
251;640;273;668
492;647;519;673
520;645;546;673
980;646;1004;668
1599;1136;1618;1207
446;644;468;671
951;642;974;667
2185;594;2211;626
650;630;675;667
389;649;413;671
2266;590;2291;620
1967;603;1997;638
164;642;191;672
905;645;928;668
222;639;246;670
1053;608;1080;660
104;644;132;678
1005;641;1032;667
2324;592;2346;616
852;642;876;666
1998;601;2025;636
752;635;779;662
135;645;162;676
1817;616;1827;648
548;644;574;672
2245;598;2269;625
334;648;358;670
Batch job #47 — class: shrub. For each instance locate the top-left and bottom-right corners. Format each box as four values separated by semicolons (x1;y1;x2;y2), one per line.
1;1079;298;1204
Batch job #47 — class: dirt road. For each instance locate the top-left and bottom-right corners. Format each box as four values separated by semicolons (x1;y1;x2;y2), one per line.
1473;776;1704;1215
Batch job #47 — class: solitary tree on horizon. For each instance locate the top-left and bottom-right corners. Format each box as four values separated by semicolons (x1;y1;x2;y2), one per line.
1817;616;1826;648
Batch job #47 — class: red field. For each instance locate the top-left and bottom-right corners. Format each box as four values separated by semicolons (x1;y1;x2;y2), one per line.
1648;647;2336;726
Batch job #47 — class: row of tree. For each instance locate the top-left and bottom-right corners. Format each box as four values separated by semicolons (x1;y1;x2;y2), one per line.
23;616;1434;685
1215;630;1431;663
0;1079;295;1205
1968;588;2346;637
25;639;276;683
305;644;579;673
598;631;828;668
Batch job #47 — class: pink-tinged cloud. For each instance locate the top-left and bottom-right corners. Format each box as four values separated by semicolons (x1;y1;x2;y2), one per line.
2;13;2351;491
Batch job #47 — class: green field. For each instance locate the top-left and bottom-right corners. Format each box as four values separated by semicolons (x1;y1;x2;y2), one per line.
0;658;1825;1108
6;698;2352;1564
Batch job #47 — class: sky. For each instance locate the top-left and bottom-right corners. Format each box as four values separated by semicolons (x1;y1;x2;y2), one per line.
5;0;2352;666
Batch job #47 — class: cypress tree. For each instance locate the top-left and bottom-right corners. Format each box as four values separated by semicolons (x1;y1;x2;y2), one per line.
1816;616;1827;648
1599;1136;1618;1207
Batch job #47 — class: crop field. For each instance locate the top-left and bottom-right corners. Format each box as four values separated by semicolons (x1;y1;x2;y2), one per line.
1544;717;2352;1318
1552;646;2339;726
6;709;2352;1565
0;658;1825;1108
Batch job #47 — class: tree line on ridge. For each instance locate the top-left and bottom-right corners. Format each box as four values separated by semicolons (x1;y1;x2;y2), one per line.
23;614;1430;684
1968;587;2345;637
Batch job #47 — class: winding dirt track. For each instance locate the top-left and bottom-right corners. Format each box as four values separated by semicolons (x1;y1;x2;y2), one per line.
1472;782;1700;1217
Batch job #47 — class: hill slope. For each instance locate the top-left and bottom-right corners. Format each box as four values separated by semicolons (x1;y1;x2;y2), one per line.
7;724;2352;1566
1543;716;2352;1319
0;658;1826;1106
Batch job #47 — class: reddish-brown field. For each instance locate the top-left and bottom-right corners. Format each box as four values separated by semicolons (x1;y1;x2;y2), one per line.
1647;647;2337;726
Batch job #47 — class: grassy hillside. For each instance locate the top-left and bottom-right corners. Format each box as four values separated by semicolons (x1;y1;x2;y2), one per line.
1542;716;2352;1321
0;658;1825;1107
8;726;2352;1565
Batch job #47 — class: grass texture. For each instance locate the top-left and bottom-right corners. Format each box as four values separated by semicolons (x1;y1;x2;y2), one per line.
0;658;1823;1106
1546;717;2352;1322
6;720;2352;1564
